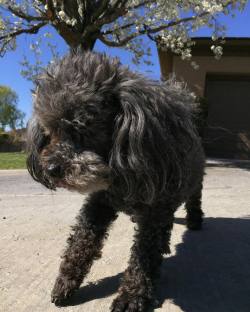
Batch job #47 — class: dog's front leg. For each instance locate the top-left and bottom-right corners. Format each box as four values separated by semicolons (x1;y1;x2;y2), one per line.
111;207;174;312
51;191;117;305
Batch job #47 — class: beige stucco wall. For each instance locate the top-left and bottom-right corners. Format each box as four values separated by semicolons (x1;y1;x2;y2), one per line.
172;56;250;97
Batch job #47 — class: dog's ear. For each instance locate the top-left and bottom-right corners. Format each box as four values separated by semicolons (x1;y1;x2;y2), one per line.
26;118;55;189
109;81;168;204
109;79;198;204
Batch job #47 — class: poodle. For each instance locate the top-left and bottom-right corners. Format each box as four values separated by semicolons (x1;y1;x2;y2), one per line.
26;50;205;312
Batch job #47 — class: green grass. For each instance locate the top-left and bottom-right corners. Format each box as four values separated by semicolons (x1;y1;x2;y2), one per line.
0;152;27;169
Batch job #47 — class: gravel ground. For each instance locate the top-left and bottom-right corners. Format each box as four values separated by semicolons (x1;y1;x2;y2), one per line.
0;164;250;312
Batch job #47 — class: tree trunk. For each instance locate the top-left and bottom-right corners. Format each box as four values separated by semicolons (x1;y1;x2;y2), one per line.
55;23;98;52
80;37;97;51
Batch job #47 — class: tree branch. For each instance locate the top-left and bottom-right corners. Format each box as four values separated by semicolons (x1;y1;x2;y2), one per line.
146;12;210;35
101;0;155;36
98;32;137;47
95;0;129;27
99;0;235;46
147;0;234;34
0;38;12;56
103;22;134;35
7;5;48;22
0;22;47;41
46;0;57;20
92;0;110;21
127;0;155;10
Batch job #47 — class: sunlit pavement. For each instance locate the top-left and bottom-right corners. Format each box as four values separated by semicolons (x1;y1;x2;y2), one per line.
0;164;250;312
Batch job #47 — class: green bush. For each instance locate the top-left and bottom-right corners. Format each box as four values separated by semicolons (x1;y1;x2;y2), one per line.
0;131;11;144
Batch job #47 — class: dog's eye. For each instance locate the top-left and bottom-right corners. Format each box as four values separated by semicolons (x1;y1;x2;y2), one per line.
65;127;82;148
38;134;50;151
60;119;85;149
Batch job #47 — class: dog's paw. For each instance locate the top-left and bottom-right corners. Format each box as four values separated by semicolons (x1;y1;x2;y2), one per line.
51;275;79;305
110;293;157;312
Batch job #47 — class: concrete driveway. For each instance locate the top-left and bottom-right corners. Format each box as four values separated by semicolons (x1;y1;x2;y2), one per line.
0;163;250;312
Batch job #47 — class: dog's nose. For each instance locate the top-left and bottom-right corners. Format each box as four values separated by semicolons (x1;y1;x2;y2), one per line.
47;164;63;178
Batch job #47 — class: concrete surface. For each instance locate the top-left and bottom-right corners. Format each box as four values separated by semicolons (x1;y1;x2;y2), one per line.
0;165;250;312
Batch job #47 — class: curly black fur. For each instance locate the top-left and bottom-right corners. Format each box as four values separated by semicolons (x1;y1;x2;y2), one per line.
26;50;205;312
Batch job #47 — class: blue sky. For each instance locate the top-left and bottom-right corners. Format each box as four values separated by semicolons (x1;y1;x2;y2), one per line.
1;2;250;124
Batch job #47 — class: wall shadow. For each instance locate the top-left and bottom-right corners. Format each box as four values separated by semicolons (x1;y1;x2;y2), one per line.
206;160;250;171
158;217;250;312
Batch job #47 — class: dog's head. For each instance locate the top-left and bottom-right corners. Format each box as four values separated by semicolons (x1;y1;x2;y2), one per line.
27;51;122;194
27;51;197;202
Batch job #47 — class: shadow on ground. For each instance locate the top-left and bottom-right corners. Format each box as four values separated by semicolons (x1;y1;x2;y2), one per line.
61;217;250;312
59;273;123;307
159;217;250;312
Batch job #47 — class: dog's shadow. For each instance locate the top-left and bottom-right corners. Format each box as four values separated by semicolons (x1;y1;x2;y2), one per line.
61;217;250;312
57;272;122;307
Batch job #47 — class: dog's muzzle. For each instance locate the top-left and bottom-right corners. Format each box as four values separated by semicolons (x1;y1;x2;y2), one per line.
41;150;111;194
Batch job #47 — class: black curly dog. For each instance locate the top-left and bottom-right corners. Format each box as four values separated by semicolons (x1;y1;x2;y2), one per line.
26;51;205;312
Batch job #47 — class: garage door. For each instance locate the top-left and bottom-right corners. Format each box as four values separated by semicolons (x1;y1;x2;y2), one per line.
203;75;250;160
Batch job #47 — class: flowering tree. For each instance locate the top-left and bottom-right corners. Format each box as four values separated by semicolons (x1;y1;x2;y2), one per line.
0;1;247;72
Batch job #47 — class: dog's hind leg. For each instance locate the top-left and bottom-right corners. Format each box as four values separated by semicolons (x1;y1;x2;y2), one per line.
51;190;117;305
185;182;204;230
111;206;174;312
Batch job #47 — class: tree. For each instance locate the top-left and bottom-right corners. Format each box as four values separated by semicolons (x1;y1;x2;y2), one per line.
0;1;247;71
0;85;25;130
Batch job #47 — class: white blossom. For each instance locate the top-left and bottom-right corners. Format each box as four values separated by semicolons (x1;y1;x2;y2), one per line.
58;10;66;19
